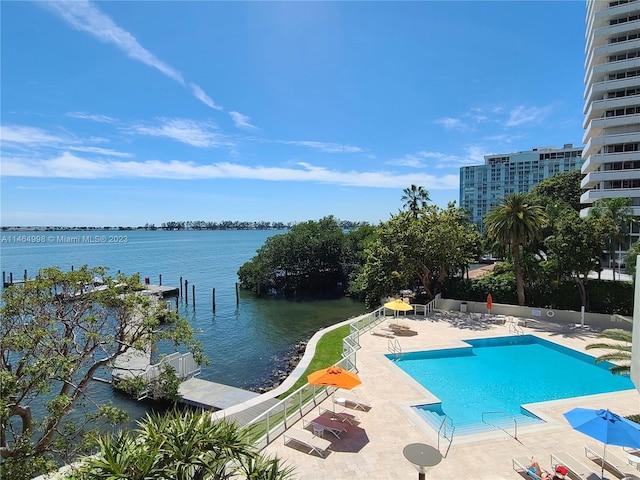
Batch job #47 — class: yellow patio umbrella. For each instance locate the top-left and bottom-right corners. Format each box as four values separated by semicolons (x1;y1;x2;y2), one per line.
384;299;413;317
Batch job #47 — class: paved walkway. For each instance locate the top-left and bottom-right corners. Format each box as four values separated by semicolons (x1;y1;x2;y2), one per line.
261;310;640;479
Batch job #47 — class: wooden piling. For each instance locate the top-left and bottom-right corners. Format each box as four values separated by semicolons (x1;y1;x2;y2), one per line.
9;272;13;284
184;280;189;303
24;269;27;281
212;288;216;311
175;295;179;310
235;282;240;305
2;272;5;287
179;276;183;297
159;274;162;286
192;284;195;306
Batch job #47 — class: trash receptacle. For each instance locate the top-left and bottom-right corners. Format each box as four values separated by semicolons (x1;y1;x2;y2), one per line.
460;303;467;312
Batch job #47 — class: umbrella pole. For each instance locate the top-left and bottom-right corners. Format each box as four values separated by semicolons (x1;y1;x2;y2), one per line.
602;443;606;479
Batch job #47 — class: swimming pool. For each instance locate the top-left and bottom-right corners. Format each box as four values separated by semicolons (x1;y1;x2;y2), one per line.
387;335;634;433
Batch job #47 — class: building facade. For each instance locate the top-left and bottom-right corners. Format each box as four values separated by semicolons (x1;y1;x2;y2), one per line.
459;144;583;233
583;0;640;253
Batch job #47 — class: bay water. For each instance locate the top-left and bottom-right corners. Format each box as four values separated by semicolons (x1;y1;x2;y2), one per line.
0;229;367;419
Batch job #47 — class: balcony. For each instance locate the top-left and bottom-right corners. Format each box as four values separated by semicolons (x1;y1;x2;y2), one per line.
581;167;640;188
580;187;640;204
583;112;640;139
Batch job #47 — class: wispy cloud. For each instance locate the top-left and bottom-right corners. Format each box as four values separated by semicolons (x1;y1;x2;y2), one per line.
435;117;468;130
41;0;221;110
388;149;480;169
229;111;258;130
281;140;363;154
67;112;116;123
1;124;132;158
1;153;459;189
505;105;550;127
128;118;233;148
190;83;223;111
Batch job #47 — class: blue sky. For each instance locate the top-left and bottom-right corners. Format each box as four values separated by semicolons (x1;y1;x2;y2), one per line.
1;1;586;227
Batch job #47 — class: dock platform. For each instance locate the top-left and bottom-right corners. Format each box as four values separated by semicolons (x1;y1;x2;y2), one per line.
143;285;179;297
179;378;261;410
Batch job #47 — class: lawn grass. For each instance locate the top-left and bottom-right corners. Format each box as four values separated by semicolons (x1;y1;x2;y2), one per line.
277;323;351;399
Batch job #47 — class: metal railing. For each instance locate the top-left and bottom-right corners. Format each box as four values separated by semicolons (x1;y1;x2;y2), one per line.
481;411;518;440
388;338;402;360
509;322;524;335
437;415;455;456
245;297;440;449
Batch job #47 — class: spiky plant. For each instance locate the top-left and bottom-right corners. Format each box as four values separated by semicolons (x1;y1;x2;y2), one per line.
586;327;632;376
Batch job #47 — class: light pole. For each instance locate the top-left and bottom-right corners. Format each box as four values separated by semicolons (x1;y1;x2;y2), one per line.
403;443;442;480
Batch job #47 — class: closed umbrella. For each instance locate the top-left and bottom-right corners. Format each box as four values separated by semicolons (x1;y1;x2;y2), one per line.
486;293;493;314
564;407;640;478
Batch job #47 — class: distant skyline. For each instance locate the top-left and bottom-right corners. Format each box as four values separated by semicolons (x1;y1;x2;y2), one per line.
1;1;586;227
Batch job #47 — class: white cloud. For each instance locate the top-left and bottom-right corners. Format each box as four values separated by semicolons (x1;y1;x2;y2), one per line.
128;118;233;148
42;1;221;110
229;111;258;130
1;153;459;189
67;112;116;123
190;83;223;111
435;117;468;130
282;140;363;153
1;124;132;158
505;105;550;127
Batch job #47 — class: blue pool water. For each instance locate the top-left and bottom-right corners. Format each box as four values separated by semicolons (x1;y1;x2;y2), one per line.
387;335;634;431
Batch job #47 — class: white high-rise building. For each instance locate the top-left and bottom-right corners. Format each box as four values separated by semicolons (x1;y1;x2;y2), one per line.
583;0;640;252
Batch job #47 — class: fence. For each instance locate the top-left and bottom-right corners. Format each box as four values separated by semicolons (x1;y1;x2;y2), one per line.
246;297;439;449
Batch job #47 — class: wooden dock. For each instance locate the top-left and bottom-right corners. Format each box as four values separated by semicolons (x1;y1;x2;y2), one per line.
178;378;263;410
143;285;179;297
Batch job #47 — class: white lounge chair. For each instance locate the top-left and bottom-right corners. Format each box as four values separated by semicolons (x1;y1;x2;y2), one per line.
585;444;640;479
550;451;600;480
318;406;360;425
283;427;332;457
334;391;372;411
512;456;542;480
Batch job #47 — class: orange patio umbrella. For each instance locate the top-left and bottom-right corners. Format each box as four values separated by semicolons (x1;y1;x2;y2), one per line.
486;293;493;313
307;366;362;390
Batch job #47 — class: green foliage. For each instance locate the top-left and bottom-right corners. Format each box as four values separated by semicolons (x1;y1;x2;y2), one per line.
238;216;375;298
528;170;583;213
626;241;640;275
355;203;480;308
484;193;547;305
0;265;204;479
401;184;430;218
586;327;632;376
73;409;295;480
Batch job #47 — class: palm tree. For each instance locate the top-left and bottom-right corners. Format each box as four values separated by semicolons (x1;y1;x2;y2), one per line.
586;325;631;376
401;184;430;218
76;409;295;480
484;193;546;306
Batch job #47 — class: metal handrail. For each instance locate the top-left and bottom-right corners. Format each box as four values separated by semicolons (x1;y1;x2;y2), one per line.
482;410;518;440
509;322;524;335
437;415;455;455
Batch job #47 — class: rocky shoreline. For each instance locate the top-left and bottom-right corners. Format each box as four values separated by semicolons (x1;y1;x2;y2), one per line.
251;339;308;393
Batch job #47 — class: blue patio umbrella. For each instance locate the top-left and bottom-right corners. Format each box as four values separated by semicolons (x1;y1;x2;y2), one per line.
563;407;640;478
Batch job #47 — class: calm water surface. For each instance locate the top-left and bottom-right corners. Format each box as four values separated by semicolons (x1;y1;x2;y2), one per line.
1;230;366;418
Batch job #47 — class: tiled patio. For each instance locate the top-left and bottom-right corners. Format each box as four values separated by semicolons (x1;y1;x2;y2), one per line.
260;310;640;479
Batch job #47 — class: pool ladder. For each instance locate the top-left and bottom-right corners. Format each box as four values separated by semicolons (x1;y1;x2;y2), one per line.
388;338;401;360
509;321;524;335
437;415;455;457
482;411;519;441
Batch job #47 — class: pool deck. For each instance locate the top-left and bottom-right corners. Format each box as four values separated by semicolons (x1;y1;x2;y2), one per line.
260;310;640;479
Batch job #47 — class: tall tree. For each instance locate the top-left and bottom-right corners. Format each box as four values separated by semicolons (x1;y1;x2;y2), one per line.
355;203;480;307
484;193;547;306
401;184;431;218
545;208;609;310
0;266;203;480
590;197;634;280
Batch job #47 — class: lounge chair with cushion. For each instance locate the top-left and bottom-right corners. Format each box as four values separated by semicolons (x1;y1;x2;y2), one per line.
333;390;372;411
584;444;640;479
550;451;600;480
283;427;332;457
512;456;542;480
